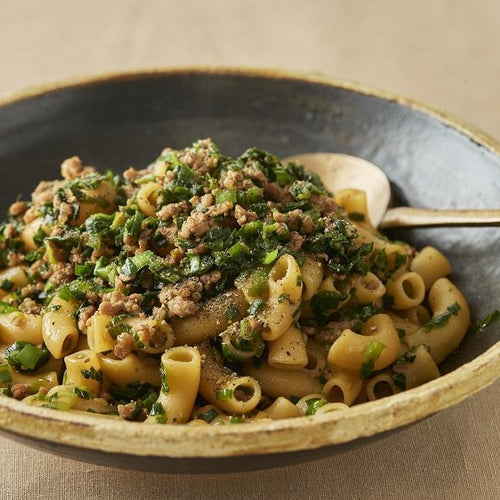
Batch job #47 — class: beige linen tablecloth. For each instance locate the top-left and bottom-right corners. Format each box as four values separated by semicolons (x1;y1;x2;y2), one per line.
0;1;498;499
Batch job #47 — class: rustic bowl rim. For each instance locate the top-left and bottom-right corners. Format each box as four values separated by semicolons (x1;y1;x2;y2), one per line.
0;67;498;459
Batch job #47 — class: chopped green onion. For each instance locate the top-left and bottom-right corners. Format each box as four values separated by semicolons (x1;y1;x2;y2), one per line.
262;248;278;265
424;302;461;330
0;279;14;292
305;397;327;416
248;269;268;298
471;309;500;334
43;390;78;410
5;342;50;372
0;363;12;384
197;408;218;423
216;388;233;401
0;302;17;314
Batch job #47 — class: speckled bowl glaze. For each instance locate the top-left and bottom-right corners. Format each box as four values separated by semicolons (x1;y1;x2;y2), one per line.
0;68;498;473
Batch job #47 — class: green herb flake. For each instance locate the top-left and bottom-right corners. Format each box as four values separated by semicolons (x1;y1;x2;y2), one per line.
216;388;233;401
248;299;265;316
224;304;240;320
424;302;461;331
0;279;14;292
197;408;218;423
81;366;103;382
305;397;327;416
0;363;12;384
471;309;500;334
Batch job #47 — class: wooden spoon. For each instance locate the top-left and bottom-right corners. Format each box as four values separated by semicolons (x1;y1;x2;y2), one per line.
284;153;500;229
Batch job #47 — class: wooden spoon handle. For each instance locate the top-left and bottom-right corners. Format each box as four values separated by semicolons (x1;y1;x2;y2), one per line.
380;207;500;229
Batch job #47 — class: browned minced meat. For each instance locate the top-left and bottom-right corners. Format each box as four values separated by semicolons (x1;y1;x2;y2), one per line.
3;224;16;239
57;201;75;225
200;270;222;289
155;225;177;245
22;208;38;224
190;243;208;255
60;156;86;180
159;278;203;317
156;201;189;221
77;305;96;334
99;291;142;316
31;180;63;207
11;383;30;400
222;170;245;189
19;298;41;315
7;252;25;267
289;231;304;251
234;205;258;226
9;201;27;216
178;139;219;174
20;283;43;299
179;211;213;239
136;323;166;349
137;229;152;253
265;182;290;202
273;209;303;230
117;402;137;420
165;247;185;265
243;165;268;185
301;215;315;234
48;263;74;286
315;321;355;345
179;200;234;239
29;260;52;281
152;306;167;321
310;194;338;215
114;332;136;359
123;166;150;181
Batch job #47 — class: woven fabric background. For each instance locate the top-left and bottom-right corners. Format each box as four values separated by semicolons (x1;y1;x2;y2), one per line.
0;1;498;498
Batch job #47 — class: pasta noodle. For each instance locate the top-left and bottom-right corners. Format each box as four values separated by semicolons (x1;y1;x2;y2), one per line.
0;140;472;425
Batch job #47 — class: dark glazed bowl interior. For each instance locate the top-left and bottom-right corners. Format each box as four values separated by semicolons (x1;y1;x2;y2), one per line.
0;69;498;472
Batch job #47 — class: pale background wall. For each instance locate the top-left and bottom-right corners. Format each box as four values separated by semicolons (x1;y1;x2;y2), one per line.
0;1;498;499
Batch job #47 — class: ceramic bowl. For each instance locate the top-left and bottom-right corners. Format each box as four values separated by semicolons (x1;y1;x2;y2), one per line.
0;68;498;473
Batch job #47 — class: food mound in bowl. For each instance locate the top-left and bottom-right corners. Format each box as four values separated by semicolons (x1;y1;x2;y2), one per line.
0;139;470;424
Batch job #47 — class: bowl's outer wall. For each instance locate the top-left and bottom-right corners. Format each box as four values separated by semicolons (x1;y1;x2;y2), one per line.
0;73;498;473
0;72;498;372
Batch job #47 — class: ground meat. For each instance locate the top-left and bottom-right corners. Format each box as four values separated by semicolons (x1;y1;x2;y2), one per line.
137;229;152;253
273;209;304;230
123;167;150;181
136;323;167;349
301;215;315;234
99;291;142;316
179;211;213;239
77;305;96;334
69;248;83;264
60;156;83;180
152;306;167;321
11;383;30;400
155;225;177;245
190;243;208;255
7;252;25;267
117;401;137;420
310;194;338;215
222;170;244;189
3;224;16;239
48;263;74;286
243;165;268;185
31;180;63;207
156;201;189;221
159;278;203;317
234;205;258;226
20;283;43;298
289;231;304;251
19;298;41;315
166;247;185;265
265;182;290;202
57;201;75;225
9;201;27;217
114;332;136;359
178;138;219;174
200;270;222;289
22;208;38;224
315;321;355;345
